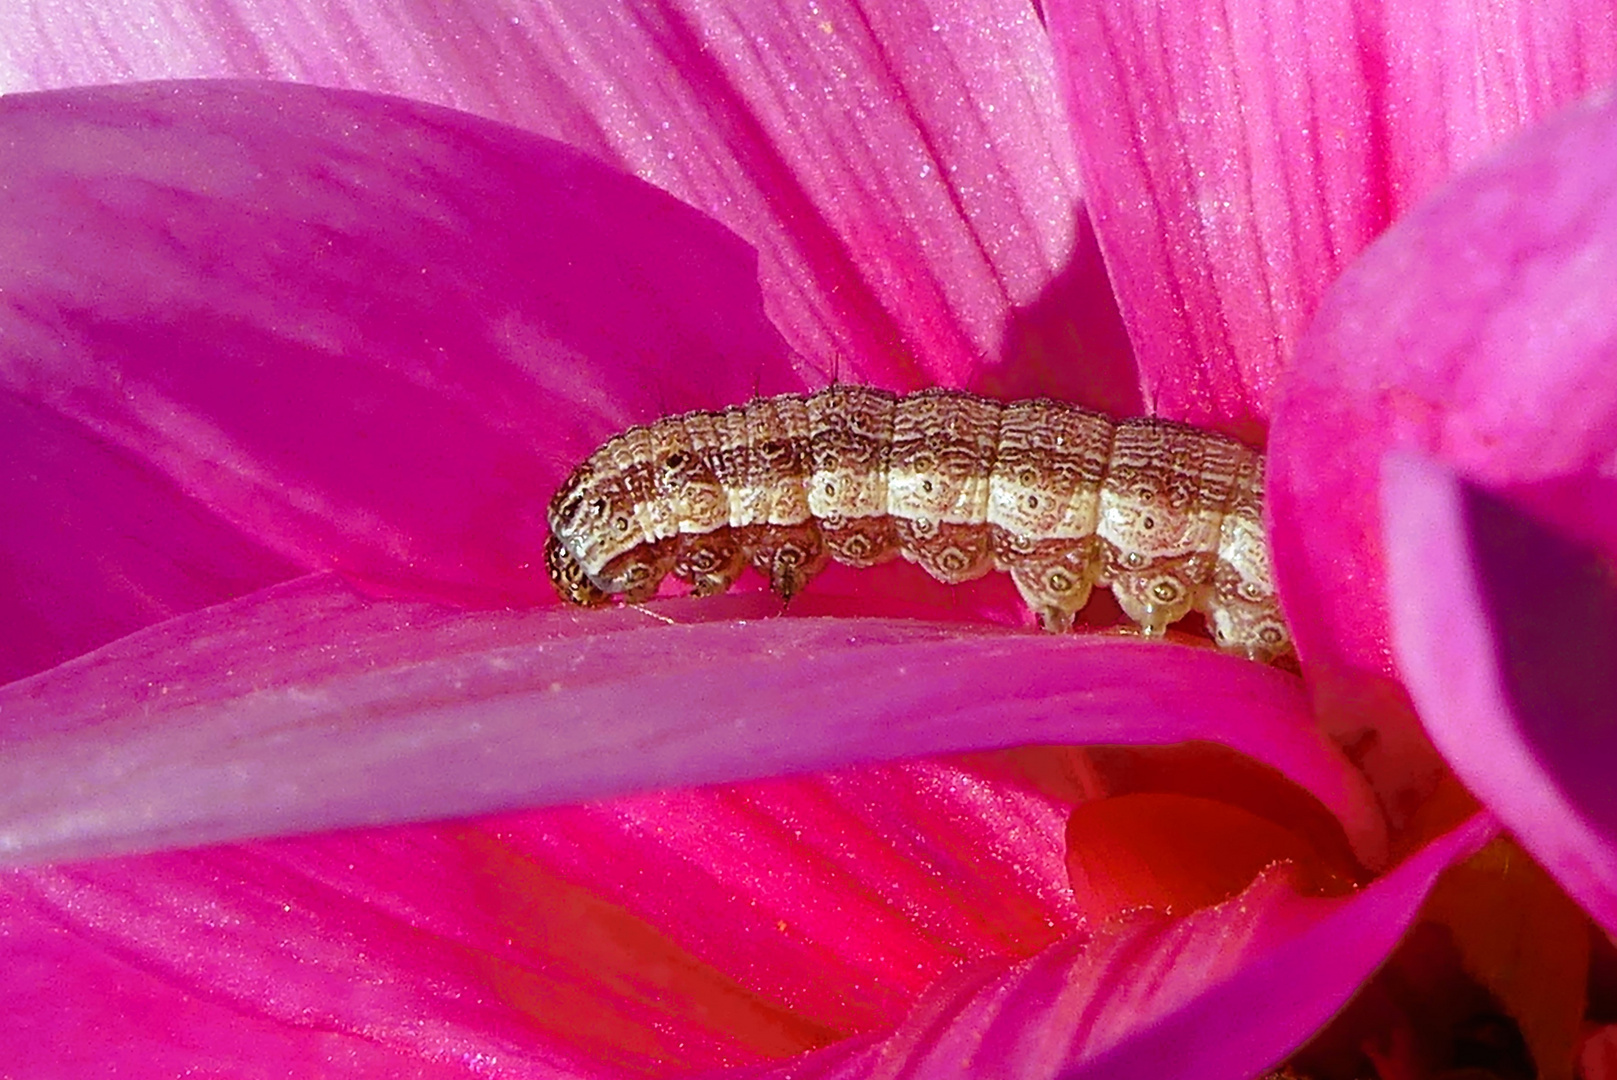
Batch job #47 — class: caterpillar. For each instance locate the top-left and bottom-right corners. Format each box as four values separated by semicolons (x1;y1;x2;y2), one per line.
545;386;1292;663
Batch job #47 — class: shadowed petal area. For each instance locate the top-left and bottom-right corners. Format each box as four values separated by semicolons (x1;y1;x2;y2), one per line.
0;393;300;686
724;815;1492;1080
0;80;794;681
1047;0;1617;429
1585;1028;1617;1080
0;574;1384;869
0;3;1132;400
1384;454;1617;936
1270;86;1617;678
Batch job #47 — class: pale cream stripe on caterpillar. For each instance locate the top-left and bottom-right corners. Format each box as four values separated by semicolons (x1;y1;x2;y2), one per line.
545;386;1292;663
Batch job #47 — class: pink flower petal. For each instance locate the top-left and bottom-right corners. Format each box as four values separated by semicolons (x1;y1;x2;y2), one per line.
0;394;299;686
490;753;1085;1037
1270;85;1617;677
0;574;1385;869
730;814;1494;1080
1384;453;1617;937
1047;0;1617;427
3;4;1135;405
0;824;826;1076
0;79;792;680
0;702;1088;1074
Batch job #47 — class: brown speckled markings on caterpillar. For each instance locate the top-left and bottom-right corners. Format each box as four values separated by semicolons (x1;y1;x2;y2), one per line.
545;387;1293;662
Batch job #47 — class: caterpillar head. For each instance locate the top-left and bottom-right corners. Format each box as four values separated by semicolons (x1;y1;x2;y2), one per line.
544;532;609;607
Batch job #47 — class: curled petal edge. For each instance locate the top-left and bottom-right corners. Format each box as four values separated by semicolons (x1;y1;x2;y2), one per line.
1384;451;1617;936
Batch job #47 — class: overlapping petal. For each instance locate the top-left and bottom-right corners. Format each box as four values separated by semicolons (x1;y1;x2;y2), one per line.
1047;0;1617;430
0;79;791;681
1255;74;1617;1075
1384;455;1617;938
0;572;1382;869
1271;87;1617;676
724;815;1491;1080
1;0;1139;409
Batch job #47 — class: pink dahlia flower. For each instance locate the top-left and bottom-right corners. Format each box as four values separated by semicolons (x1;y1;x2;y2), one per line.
0;2;1613;1077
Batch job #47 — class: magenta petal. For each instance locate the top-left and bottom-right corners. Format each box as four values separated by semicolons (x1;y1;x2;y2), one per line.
0;395;299;686
1;756;1084;1072
5;6;1129;398
493;756;1084;1038
1;827;793;1077
1271;87;1617;675
1384;453;1617;935
0;80;792;680
0;574;1384;868
1047;0;1617;426
730;814;1493;1080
